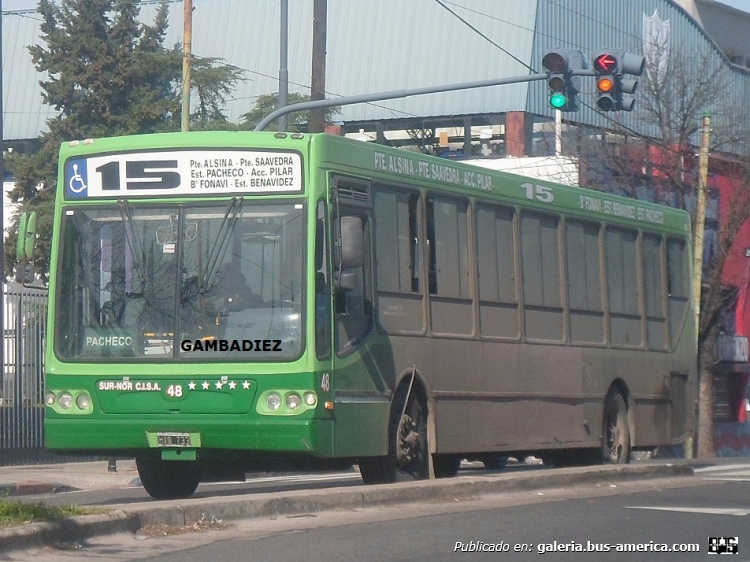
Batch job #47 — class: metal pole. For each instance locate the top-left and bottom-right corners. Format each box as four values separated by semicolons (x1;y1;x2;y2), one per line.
14;287;22;446
0;0;4;462
255;72;557;131
278;0;289;132
309;0;327;133
181;0;193;132
0;0;6;402
692;113;711;341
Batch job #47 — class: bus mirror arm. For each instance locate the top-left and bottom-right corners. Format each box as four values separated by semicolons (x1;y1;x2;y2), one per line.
334;271;358;292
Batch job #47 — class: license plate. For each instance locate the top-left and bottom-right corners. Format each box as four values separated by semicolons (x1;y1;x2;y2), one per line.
156;432;192;447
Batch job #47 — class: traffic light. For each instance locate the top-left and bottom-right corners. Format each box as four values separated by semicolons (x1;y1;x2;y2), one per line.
616;52;645;111
593;51;645;111
542;49;583;112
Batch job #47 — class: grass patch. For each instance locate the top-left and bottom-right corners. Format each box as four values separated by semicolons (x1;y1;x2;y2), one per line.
0;499;101;528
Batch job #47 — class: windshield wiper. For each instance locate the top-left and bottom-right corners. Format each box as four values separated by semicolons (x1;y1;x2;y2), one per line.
118;199;150;294
200;197;244;293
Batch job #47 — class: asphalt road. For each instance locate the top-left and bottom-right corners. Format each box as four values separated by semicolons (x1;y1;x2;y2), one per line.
14;463;750;562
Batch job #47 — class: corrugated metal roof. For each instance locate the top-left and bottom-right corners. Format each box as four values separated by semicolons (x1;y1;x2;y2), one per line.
3;9;57;141
3;0;750;143
3;0;538;140
529;0;750;145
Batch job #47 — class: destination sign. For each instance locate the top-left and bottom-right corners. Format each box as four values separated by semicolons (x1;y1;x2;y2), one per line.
64;149;303;199
373;151;493;191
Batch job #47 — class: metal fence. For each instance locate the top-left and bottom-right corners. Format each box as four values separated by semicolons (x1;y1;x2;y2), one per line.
1;282;48;465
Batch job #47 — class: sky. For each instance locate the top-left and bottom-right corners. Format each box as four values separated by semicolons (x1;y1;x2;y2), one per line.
718;0;750;11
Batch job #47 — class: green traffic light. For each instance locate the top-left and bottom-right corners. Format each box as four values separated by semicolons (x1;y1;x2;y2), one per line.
550;92;567;109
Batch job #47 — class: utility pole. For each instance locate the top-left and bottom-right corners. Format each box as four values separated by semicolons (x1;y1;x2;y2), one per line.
309;0;327;133
278;0;289;132
181;0;193;132
693;113;711;340
693;112;711;460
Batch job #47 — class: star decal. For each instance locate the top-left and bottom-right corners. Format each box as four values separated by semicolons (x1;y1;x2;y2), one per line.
215;380;224;390
202;381;210;390
228;381;237;389
188;381;196;390
242;381;251;390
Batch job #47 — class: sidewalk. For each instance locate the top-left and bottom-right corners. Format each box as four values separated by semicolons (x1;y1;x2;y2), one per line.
0;459;140;497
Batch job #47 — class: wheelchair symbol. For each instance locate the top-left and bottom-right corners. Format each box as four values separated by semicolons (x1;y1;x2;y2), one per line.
69;164;87;193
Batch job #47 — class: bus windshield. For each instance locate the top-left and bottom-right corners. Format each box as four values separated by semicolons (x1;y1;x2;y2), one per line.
55;201;305;361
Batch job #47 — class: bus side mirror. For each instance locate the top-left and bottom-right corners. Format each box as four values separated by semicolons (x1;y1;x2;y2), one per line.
16;211;37;262
14;263;35;284
335;216;363;269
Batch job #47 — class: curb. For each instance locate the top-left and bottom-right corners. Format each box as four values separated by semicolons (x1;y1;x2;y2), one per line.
0;511;133;553
0;463;693;553
0;483;80;497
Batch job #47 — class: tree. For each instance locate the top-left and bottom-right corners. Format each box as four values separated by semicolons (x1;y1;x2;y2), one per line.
189;56;244;130
5;0;242;279
557;41;750;458
239;92;340;132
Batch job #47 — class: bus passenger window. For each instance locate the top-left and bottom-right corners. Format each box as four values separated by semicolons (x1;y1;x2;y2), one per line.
606;227;642;347
374;188;425;333
427;196;472;336
374;190;421;293
667;239;689;348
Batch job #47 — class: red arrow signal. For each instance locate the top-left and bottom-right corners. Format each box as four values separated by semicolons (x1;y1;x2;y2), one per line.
594;53;618;73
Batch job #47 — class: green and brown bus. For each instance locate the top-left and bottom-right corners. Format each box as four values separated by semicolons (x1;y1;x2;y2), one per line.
42;131;696;498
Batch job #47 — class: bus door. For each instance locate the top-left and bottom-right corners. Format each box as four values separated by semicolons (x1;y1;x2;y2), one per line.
329;178;386;457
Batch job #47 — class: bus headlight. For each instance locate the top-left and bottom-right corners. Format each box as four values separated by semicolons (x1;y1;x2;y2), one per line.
303;392;317;406
266;392;281;410
76;393;91;410
46;389;93;414
286;393;301;410
58;392;73;410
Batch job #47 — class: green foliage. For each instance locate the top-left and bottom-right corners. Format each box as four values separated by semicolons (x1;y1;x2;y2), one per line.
240;92;340;131
191;57;244;128
5;0;242;280
0;499;100;528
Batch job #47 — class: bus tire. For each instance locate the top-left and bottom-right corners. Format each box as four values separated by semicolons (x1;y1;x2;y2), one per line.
602;391;631;464
359;388;429;484
432;454;461;478
136;456;201;499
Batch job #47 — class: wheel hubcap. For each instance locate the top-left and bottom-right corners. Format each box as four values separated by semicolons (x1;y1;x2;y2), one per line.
396;414;419;466
607;417;622;462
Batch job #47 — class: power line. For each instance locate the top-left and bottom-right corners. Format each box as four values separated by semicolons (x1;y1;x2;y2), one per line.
433;0;537;74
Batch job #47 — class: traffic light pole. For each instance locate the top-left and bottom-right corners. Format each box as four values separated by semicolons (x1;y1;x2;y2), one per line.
255;71;595;131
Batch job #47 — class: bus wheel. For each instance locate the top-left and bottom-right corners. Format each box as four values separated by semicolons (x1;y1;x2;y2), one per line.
602;392;631;464
359;391;429;484
432;454;462;478
136;456;201;499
